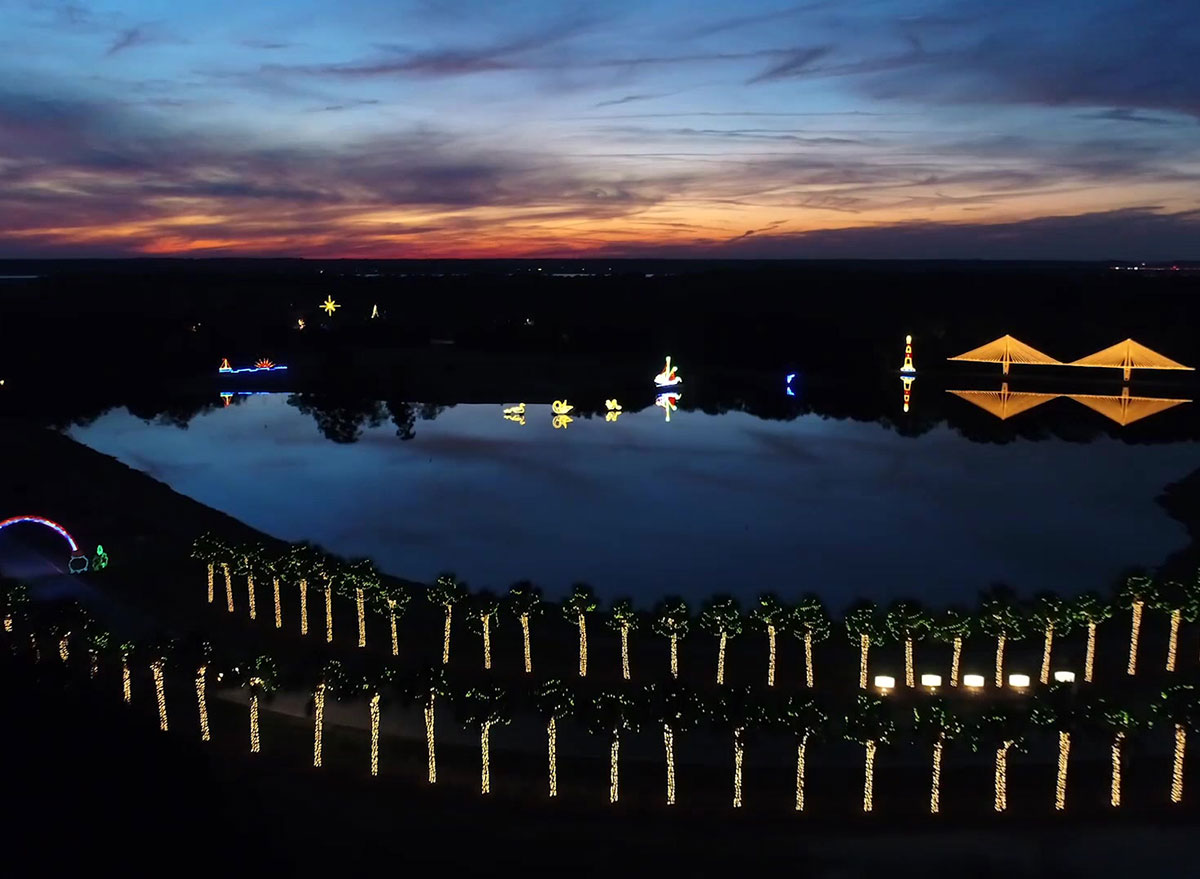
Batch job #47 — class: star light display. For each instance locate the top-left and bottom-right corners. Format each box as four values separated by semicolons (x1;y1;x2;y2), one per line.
320;296;340;316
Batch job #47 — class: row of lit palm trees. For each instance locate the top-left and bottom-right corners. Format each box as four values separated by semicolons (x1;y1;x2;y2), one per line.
190;536;1200;690
6;580;1198;815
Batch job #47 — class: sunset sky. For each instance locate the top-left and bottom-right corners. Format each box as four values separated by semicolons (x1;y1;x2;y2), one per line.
1;0;1197;259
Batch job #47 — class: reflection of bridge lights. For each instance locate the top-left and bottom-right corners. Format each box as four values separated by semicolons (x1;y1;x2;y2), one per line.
655;391;680;422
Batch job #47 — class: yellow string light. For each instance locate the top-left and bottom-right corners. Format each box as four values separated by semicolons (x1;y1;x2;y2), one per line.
547;717;558;797
299;579;308;636
804;630;814;688
152;660;168;731
670;634;679;678
1055;731;1070;811
521;614;532;673
122;655;132;703
389;605;399;656
247;573;256;620
90;650;99;678
369;694;380;777
1127;601;1143;676
930;737;943;814
249;686;261;753
1172;724;1185;803
223;563;234;613
664;724;676;805
858;634;870;689
196;665;210;742
58;634;69;663
863;739;877;812
717;631;727;685
905;637;915;688
207;563;214;603
1040;625;1054;685
482;614;492;670
356;588;366;648
481;722;492;794
1111;731;1123;807
3;615;11;634
994;634;1006;688
951;636;962;687
733;729;745;808
313;683;325;768
578;613;588;677
1085;621;1097;683
767;624;777;687
30;633;40;662
324;584;333;644
1167;609;1181;672
273;578;282;629
609;735;620;804
994;742;1010;811
621;624;631;681
442;606;452;665
425;697;437;783
795;734;808;811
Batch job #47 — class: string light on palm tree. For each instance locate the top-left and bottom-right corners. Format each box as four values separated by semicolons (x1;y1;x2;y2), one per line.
120;640;135;704
845;693;895;813
151;656;169;731
379;583;412;658
1154;580;1198;673
411;665;449;784
1073;591;1112;683
607;599;640;681
782;693;829;812
932;607;972;688
1030;593;1072;685
468;590;502;671
1118;575;1157;676
459;686;511;796
972;706;1027;813
912;697;964;814
652;597;691;680
1154;683;1200;804
886;599;931;688
196;664;210;742
699;595;743;685
562;583;598;677
749;594;789;687
427;573;467;666
533;680;574;798
793;594;831;689
241;656;278;755
586;689;641;805
979;586;1027;688
505;581;544;674
845;600;883;690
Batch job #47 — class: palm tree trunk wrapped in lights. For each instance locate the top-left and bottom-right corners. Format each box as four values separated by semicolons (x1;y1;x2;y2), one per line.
369;694;381;777
795;734;808;811
324;583;334;643
547;717;558;797
312;683;326;768
90;650;99;678
356;588;366;648
425;696;437;783
441;605;453;665
1055;731;1070;810
621;624;631;680
950;636;963;687
299;580;308;636
1085;622;1097;682
482;614;492;670
715;631;727;684
1167;609;1181;672
858;634;870;689
1040;625;1054;684
577;613;588;677
766;624;777;687
930;736;944;813
207;563;214;604
904;637;915;687
246;572;256;620
249;685;262;753
388;604;399;656
122;654;132;703
663;724;676;805
609;734;620;803
3;615;12;634
272;578;282;629
1127;600;1144;675
196;665;210;741
1172;724;1186;803
994;634;1007;688
151;660;168;731
58;634;70;663
994;742;1012;811
670;634;679;678
480;722;493;794
1111;731;1124;807
520;614;532;673
862;739;877;812
733;728;745;807
804;631;814;688
222;562;234;613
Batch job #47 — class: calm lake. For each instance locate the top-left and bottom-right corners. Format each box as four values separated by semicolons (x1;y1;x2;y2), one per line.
61;374;1200;610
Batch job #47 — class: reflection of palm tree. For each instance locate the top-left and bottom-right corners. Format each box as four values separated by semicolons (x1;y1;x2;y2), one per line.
932;607;972;687
427;573;467;665
845;600;883;689
792;594;830;688
1117;574;1158;676
647;682;702;805
1073;591;1112;682
1030;593;1072;685
699;595;743;685
652;597;691;679
886;600;930;688
979;585;1027;688
780;693;829;812
505;581;544;674
912;697;964;814
749;594;787;687
562;583;598;677
458;686;511;795
606;598;640;681
1153;683;1200;803
844;694;895;812
971;706;1028;812
531;679;575;798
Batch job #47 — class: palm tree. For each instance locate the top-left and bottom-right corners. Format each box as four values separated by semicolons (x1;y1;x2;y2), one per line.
1091;696;1141;808
408;664;451;783
177;635;213;741
1153;580;1198;673
931;606;973;687
584;688;642;804
458;685;511;794
978;585;1027;688
377;582;412;657
711;685;771;808
1153;683;1200;803
1117;573;1158;676
562;583;598;677
1073;591;1112;683
215;537;235;613
467;590;502;670
85;627;110;680
283;541;325;637
505;581;544;673
348;559;381;648
1;578;30;637
311;659;348;768
239;655;279;753
118;638;137;703
698;595;743;685
233;543;263;621
531;679;575;797
911;696;964;814
780;693;829;811
886;600;930;688
844;693;896;812
427;573;467;665
359;664;398;777
259;548;284;629
607;598;640;681
748;594;788;687
1031;683;1089;811
147;638;173;732
1029;593;1073;685
190;533;219;604
647;682;703;805
792;594;831;688
652;597;691;679
971;706;1028;812
845;600;883;690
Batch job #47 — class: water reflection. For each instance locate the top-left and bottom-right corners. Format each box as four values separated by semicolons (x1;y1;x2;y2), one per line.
947;383;1190;426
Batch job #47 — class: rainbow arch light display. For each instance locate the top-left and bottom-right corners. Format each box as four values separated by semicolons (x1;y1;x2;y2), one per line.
0;515;86;574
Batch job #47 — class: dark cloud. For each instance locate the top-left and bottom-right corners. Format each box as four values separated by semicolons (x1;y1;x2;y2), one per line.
1079;108;1181;126
747;46;834;83
105;22;183;56
593;93;663;108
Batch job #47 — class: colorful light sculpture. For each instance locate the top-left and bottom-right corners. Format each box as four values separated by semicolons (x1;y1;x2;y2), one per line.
786;373;796;397
655;391;680;422
605;399;622;422
503;403;526;426
551;414;573;429
654;356;681;387
551;400;574;415
217;360;288;374
900;335;916;373
902;375;915;413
